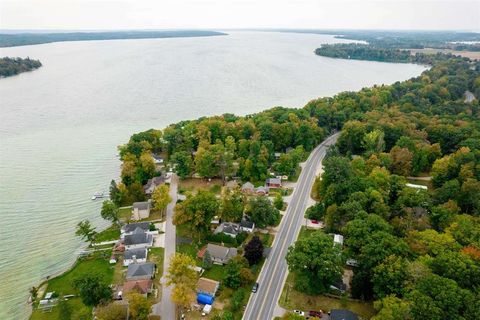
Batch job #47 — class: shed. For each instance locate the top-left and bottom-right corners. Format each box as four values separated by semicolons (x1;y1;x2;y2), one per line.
197;293;214;305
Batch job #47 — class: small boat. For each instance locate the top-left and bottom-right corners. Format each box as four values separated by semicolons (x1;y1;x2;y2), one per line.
91;192;106;200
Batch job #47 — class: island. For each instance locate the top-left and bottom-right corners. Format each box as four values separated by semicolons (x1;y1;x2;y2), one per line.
0;30;227;47
0;57;42;77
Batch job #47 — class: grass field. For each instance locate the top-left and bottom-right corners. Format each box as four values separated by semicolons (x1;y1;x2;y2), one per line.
93;224;120;243
178;178;223;194
30;253;114;320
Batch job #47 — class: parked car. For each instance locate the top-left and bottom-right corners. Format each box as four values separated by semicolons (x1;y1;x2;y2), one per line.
293;310;305;316
252;282;259;293
309;310;323;317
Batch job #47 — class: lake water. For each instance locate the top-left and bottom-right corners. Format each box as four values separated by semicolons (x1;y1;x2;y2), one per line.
0;31;425;319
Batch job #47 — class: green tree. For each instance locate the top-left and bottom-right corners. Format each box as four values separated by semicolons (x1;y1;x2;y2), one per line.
372;255;409;298
246;196;280;228
75;220;97;244
109;180;122;206
274;193;284;210
172;151;193;179
100;200;119;225
286;232;344;294
223;259;242;289
173;190;219;240
58;299;72;320
202;250;213;270
372;295;411;320
220;188;245;222
72;274;112;307
96;303;127;320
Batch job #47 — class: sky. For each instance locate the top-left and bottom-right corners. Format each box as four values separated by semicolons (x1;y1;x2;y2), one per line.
0;0;479;31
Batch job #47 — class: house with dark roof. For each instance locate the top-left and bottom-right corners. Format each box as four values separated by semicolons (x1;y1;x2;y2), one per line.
132;201;151;220
240;219;255;233
124;231;153;250
126;262;156;280
330;309;359;320
255;186;269;195
152;154;164;165
123;248;148;266
143;176;166;196
122;222;150;237
197;244;237;265
214;222;240;238
266;177;282;188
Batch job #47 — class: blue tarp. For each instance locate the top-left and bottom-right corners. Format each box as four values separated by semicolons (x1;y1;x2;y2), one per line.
197;293;214;305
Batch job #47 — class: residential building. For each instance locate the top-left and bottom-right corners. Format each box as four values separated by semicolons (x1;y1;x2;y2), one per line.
197;277;220;297
241;182;255;194
126;262;156;280
132;201;151;220
330;309;359;320
197;244;237;265
123;248;148;266
255;186;268;195
214;222;240;238
333;234;344;247
143;176;166;196
266;177;282;188
240;219;255;233
124;231;153;250
122;279;153;297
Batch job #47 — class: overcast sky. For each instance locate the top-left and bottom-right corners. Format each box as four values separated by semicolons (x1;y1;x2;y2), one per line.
1;0;479;31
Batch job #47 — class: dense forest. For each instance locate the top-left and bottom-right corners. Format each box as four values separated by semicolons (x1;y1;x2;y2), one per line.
0;30;226;47
0;57;42;77
116;45;480;319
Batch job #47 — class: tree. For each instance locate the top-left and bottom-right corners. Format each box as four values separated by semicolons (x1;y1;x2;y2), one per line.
29;286;38;301
75;220;97;244
286;232;344;294
202;250;213;270
372;255;409;298
58;299;72;320
152;184;171;214
220;188;245;222
166;253;198;308
72;274;112;306
363;129;385;156
172;151;193;179
274;193;284;210
126;292;151;320
96;303;127;320
100;200;119;224
223;259;242;289
372;295;411;320
244;236;264;265
109;179;122;206
389;146;413;176
173;191;219;240
230;288;246;312
246;196;280;228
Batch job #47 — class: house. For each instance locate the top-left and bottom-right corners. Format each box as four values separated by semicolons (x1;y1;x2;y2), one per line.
121;222;150;239
132;201;151;220
126;262;156;280
240;219;255;233
333;234;344;247
197;277;220;297
241;182;255;194
274;152;282;160
255;186;269;195
330;309;359;320
214;222;240;238
143;176;166;196
152;154;164;165
197;244;238;265
122;279;153;296
124;231;153;250
266;177;282;189
123;248;148;266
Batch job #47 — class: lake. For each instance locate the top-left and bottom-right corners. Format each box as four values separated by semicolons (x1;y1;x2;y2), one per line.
0;31;425;319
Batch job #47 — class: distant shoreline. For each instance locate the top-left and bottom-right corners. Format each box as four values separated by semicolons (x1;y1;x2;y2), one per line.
0;30;227;48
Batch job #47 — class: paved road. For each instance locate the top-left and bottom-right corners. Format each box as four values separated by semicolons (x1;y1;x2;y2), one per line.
243;133;340;320
153;174;178;318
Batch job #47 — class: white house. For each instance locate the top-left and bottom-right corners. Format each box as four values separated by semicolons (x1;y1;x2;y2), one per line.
333;234;344;247
123;248;148;266
240;219;255;233
199;244;237;265
214;222;240;238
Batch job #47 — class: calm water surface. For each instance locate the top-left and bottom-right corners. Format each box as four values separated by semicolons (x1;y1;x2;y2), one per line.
0;32;425;319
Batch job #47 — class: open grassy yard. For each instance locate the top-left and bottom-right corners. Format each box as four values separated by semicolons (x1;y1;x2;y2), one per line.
118;206;132;222
178;178;223;194
93;224;120;243
279;273;375;319
30;253;114;320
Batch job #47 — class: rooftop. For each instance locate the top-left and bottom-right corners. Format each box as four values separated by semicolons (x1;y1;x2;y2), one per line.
123;279;153;294
133;201;151;210
124;248;147;260
126;262;155;279
124;232;152;246
123;222;150;233
197;277;219;295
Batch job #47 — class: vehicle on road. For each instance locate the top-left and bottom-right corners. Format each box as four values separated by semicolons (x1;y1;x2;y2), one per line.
293;310;305;316
252;282;259;293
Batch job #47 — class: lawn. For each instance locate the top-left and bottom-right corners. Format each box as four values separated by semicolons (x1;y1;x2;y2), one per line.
178;178;223;194
202;264;226;282
30;253;114;320
118;206;132;222
279;273;375;319
93;224;120;243
149;247;165;277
